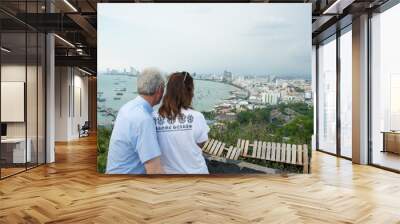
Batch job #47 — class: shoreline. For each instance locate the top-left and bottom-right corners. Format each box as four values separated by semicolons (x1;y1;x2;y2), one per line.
193;78;250;100
98;78;243;125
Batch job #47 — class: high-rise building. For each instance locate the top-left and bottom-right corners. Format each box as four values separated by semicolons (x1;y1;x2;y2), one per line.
223;70;233;82
261;92;280;105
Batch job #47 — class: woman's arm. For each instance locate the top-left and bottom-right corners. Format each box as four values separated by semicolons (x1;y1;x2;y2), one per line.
195;112;210;149
144;156;165;174
197;141;206;149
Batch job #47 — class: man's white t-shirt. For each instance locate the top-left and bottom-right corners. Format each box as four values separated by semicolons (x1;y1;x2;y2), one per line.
153;109;210;174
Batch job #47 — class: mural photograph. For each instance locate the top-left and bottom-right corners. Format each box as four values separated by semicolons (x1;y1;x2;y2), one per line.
97;3;313;174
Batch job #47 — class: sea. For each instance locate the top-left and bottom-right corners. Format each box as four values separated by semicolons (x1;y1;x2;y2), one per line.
97;74;240;125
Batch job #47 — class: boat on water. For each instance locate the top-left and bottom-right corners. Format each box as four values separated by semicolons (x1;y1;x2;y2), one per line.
113;87;127;92
98;98;106;102
225;96;236;100
113;97;121;100
105;108;114;113
116;92;123;96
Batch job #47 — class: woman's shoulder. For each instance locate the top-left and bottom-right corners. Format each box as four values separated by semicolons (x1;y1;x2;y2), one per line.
152;111;158;117
183;108;205;119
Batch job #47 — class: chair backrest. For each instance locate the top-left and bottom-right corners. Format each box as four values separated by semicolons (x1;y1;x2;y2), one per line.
82;121;90;129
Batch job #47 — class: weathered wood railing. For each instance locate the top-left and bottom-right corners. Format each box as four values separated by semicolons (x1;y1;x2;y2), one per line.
202;138;309;173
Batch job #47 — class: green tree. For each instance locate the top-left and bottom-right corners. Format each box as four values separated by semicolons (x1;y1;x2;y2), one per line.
237;111;255;123
97;126;112;173
208;102;314;172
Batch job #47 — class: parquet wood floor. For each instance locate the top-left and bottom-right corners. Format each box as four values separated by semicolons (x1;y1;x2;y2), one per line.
1;167;26;178
1;135;399;223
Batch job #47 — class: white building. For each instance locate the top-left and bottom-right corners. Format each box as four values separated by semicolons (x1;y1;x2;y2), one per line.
261;92;281;105
305;91;312;100
223;70;233;82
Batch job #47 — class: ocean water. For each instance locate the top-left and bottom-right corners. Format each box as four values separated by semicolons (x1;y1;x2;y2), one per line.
97;74;239;125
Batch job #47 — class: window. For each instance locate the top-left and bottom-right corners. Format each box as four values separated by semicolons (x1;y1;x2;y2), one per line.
371;3;400;171
1;31;28;178
339;28;352;158
0;2;47;179
317;36;337;154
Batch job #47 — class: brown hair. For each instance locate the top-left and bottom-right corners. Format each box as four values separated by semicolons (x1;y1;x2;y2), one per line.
159;71;194;120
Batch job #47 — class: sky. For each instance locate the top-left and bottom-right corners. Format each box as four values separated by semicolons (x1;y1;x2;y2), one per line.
98;3;311;77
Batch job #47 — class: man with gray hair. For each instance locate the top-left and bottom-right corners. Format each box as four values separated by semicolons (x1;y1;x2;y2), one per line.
106;67;165;174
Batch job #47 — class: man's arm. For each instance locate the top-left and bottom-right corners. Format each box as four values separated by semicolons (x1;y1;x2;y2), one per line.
144;156;164;174
136;116;163;174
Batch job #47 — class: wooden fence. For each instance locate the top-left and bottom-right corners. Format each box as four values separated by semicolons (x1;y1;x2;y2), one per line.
202;138;309;173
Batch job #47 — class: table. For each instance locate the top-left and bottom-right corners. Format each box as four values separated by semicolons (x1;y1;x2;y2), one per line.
1;138;32;163
382;131;400;154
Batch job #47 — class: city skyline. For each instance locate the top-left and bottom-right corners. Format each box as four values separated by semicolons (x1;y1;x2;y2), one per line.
100;67;312;80
98;4;312;77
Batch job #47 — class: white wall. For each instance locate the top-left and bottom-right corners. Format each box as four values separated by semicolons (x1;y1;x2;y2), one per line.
1;65;37;138
1;63;46;164
71;73;89;138
54;67;89;141
55;67;69;141
1;65;26;137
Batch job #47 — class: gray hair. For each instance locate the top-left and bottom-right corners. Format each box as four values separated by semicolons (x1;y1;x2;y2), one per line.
137;67;165;95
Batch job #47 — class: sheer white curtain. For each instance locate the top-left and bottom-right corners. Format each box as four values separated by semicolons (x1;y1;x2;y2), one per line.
318;37;337;154
340;30;352;158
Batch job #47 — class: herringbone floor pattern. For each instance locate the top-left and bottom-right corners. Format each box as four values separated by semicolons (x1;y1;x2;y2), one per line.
1;135;400;223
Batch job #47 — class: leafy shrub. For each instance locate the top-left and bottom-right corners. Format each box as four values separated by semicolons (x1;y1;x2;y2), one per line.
97;126;112;173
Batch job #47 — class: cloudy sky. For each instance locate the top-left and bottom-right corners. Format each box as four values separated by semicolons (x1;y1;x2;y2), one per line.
98;4;311;77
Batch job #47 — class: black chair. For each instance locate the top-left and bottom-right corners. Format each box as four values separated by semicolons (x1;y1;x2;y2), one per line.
78;121;90;138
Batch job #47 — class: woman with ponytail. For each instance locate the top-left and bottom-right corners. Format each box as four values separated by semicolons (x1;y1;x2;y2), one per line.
153;71;210;174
